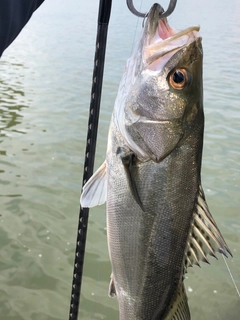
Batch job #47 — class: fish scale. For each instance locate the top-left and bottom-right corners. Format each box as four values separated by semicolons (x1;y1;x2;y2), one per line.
106;115;200;319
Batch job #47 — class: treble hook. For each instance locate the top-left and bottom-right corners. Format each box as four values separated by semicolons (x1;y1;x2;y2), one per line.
127;0;177;18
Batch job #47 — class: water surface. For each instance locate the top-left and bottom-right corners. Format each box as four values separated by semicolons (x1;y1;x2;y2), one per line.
0;0;239;319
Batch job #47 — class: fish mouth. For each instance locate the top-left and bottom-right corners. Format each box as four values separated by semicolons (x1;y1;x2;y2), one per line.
144;4;200;70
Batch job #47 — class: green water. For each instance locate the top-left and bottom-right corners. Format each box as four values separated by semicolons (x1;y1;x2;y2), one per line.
0;0;239;319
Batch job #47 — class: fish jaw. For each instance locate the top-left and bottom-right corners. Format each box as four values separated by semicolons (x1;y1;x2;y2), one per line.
113;3;202;162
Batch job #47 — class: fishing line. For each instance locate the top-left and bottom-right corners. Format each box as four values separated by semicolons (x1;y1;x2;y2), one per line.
91;216;107;318
91;259;101;318
222;255;240;299
130;0;144;55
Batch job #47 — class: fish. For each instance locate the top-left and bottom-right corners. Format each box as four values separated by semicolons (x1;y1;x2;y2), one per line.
80;3;232;319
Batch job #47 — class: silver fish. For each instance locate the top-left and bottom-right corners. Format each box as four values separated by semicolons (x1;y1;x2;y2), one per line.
81;3;231;319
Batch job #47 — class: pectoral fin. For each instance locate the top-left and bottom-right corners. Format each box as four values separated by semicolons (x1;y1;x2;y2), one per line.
80;161;107;208
118;148;145;212
184;185;232;272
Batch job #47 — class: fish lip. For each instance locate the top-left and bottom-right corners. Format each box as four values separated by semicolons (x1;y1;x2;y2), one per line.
144;3;200;66
147;25;200;51
145;26;200;66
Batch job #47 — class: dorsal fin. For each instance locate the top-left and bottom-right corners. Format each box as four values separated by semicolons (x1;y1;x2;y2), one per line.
163;283;190;320
184;185;232;272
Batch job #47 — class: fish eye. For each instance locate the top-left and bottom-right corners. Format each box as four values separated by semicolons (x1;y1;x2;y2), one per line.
169;68;189;90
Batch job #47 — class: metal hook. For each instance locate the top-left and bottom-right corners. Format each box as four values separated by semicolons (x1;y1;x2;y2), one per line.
127;0;177;19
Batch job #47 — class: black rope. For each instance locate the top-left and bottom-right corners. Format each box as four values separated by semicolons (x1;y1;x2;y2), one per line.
69;1;112;319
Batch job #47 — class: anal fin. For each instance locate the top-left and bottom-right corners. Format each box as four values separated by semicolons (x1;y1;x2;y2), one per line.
108;273;116;298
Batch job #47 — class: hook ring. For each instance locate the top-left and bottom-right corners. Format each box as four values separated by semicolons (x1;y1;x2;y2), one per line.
127;0;177;19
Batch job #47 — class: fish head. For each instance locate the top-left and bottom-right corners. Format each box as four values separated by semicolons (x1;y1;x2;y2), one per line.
117;3;203;162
